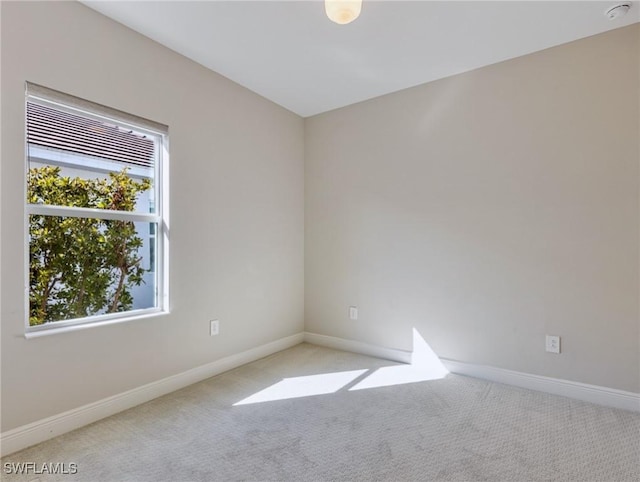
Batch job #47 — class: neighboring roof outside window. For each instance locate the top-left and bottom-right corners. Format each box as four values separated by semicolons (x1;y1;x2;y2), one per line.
26;102;155;169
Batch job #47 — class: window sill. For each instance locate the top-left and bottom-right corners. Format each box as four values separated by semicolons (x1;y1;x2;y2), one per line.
24;309;170;339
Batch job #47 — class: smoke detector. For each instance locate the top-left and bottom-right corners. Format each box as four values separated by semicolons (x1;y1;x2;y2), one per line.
605;3;631;19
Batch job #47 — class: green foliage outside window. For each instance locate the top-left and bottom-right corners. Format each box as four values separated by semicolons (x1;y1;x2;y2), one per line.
28;166;152;326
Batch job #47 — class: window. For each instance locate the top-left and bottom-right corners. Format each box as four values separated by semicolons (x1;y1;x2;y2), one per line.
25;83;168;334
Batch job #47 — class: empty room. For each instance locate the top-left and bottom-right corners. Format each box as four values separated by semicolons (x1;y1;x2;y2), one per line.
1;0;639;480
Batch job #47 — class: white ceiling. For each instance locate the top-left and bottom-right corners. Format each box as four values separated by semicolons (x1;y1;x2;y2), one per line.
82;1;639;117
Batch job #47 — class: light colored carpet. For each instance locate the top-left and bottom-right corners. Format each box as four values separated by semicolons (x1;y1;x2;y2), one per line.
2;343;639;481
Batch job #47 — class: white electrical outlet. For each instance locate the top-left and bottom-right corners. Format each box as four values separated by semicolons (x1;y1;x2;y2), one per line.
545;335;560;354
349;306;358;320
210;320;219;336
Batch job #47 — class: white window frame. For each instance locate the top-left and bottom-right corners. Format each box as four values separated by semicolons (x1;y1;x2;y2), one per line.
24;83;169;337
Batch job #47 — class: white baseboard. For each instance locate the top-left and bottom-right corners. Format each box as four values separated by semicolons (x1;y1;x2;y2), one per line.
0;333;304;457
303;332;640;413
441;358;640;412
303;332;412;364
3;331;638;457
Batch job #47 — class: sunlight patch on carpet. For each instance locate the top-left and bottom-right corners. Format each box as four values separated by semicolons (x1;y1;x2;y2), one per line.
349;328;449;391
233;369;368;405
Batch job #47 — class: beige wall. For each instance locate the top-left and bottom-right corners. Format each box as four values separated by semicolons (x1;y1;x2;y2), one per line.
305;25;640;392
1;1;304;431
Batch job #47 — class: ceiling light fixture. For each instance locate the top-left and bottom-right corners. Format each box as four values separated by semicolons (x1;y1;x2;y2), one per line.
605;3;631;19
325;0;362;25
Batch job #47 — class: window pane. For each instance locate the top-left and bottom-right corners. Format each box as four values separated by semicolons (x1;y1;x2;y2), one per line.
29;215;157;326
27;102;157;213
